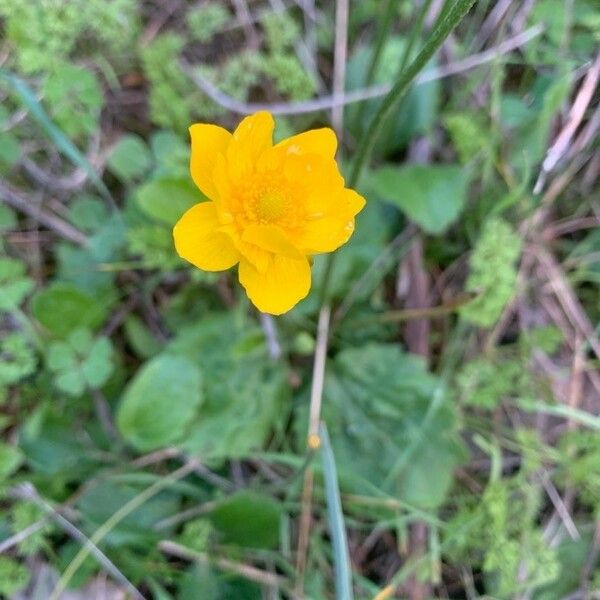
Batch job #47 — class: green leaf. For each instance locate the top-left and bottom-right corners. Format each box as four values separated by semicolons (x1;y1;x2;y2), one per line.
31;282;107;337
0;333;36;387
47;341;76;371
117;354;203;451
55;369;86;396
0;205;17;230
81;336;114;388
346;36;440;155
42;63;103;138
0;131;21;166
0;557;30;597
68;195;109;232
317;343;466;508
207;491;282;549
108;134;153;182
0;257;34;312
369;164;470;234
124;315;163;359
135;176;201;225
150;130;189;178
0;442;24;479
170;316;286;459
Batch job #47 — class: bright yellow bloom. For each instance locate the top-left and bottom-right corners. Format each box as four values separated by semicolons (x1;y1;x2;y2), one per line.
173;111;365;315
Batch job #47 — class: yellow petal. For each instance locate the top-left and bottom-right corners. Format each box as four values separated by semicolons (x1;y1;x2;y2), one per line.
228;111;274;179
299;188;366;253
274;128;337;159
173;202;240;271
238;255;311;314
189;124;232;200
242;224;302;258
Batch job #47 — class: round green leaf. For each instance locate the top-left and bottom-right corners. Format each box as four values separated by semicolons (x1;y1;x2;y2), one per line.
117;354;203;451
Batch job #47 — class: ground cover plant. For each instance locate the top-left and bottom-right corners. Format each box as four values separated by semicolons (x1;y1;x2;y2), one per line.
0;0;599;598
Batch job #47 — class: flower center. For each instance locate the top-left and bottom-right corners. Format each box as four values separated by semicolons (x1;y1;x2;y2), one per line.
256;191;287;222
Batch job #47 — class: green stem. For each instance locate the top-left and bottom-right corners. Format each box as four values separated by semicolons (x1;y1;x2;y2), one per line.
319;0;477;304
397;0;435;76
348;0;477;189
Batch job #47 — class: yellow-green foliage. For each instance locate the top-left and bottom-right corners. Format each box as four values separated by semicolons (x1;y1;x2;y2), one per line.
0;0;138;73
462;218;522;327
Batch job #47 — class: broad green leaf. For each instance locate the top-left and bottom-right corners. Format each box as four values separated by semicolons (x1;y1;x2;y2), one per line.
207;491;282;549
31;282;107;337
117;354;203;451
369;164;470;234
108;134;153;182
169;316;287;459
136;176;202;225
316;344;466;508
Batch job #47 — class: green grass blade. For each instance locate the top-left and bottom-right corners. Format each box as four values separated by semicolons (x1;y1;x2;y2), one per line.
0;69;113;204
320;422;354;600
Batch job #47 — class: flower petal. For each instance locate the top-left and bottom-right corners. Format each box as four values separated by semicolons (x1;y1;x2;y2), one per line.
274;128;337;159
242;224;302;258
239;255;311;314
228;111;274;179
173;202;240;271
189;124;232;200
299;188;366;253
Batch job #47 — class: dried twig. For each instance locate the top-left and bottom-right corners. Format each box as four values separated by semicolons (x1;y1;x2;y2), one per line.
331;0;349;137
183;25;543;115
10;483;146;600
295;305;331;589
0;181;88;247
260;312;282;360
534;50;600;194
159;541;300;598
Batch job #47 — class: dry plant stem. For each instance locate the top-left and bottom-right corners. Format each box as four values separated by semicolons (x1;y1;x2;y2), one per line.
535;246;600;361
160;541;301;599
295;305;331;587
11;483;146;600
183;24;542;116
534;49;600;194
0;181;88;247
232;0;260;49
260;312;283;360
332;0;349;138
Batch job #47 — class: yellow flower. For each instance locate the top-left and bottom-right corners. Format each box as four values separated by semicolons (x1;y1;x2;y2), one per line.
173;111;365;315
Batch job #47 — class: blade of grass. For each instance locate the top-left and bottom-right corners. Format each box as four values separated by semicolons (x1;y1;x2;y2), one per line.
320;422;354;600
0;69;114;205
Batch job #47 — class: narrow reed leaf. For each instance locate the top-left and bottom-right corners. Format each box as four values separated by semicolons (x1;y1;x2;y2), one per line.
320;422;354;600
